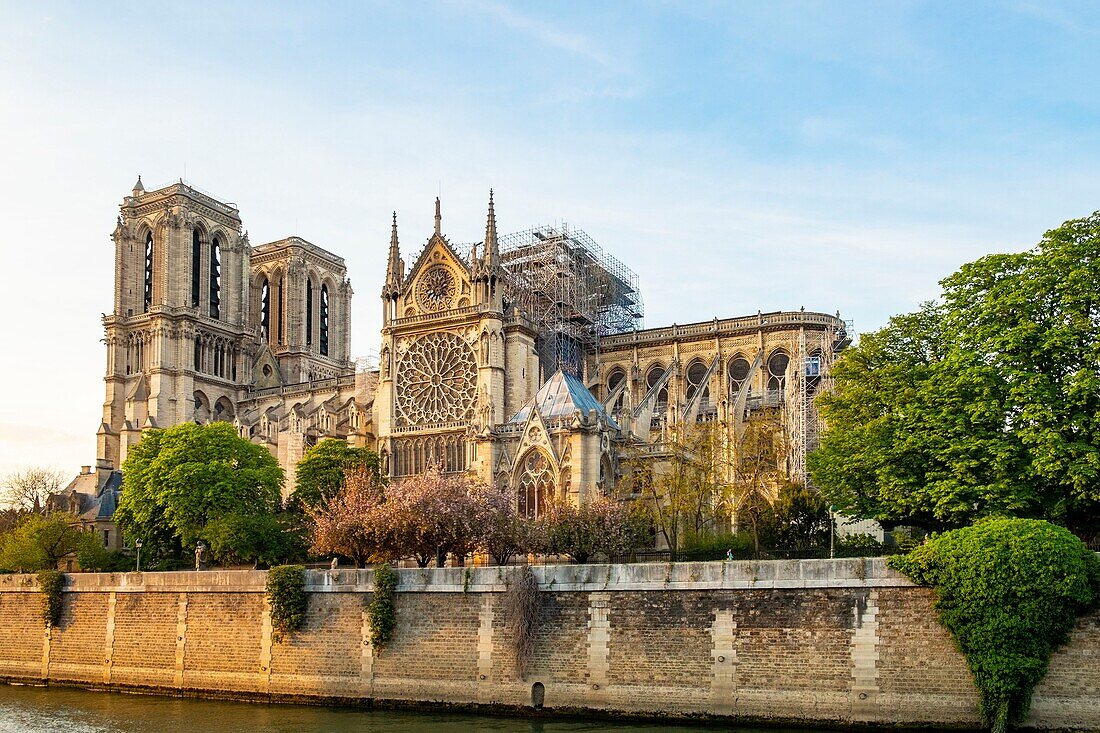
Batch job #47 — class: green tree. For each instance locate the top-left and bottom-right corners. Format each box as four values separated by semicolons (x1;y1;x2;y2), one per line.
203;512;307;568
629;421;734;558
114;422;284;565
291;439;381;509
811;213;1100;536
759;483;833;551
0;514;101;572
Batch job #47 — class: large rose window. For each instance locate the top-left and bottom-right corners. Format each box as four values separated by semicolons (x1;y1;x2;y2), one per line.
395;332;477;426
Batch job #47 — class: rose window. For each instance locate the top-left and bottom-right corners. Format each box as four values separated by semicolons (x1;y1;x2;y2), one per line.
395;332;476;426
415;265;456;312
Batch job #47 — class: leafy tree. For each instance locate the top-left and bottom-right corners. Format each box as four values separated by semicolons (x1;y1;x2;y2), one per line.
812;213;1100;536
629;421;735;558
291;439;381;509
114;422;284;565
472;482;529;566
203;512;307;568
890;519;1100;733
0;514;101;572
730;410;784;552
760;483;833;551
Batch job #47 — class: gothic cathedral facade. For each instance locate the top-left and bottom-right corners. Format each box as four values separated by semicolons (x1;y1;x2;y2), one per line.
67;178;848;534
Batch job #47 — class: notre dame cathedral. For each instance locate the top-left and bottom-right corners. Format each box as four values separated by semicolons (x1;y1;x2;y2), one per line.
65;178;848;541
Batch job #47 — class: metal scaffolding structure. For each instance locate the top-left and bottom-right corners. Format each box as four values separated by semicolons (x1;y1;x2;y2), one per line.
496;224;643;378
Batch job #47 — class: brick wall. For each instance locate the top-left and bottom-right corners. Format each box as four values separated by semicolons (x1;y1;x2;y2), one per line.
0;560;1096;730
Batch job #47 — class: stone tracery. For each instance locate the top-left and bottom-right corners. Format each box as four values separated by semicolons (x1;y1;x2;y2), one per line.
395;331;476;426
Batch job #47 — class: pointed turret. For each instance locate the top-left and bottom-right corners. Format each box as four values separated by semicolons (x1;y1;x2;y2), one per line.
132;175;144;197
483;189;500;271
383;212;403;298
434;197;442;236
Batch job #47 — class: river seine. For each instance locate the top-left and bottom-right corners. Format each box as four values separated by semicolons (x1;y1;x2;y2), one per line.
0;684;824;733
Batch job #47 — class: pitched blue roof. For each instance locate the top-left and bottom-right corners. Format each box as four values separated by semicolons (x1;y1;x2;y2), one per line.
510;370;618;428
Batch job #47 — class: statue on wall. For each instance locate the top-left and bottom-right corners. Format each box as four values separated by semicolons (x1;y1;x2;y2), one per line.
194;541;209;571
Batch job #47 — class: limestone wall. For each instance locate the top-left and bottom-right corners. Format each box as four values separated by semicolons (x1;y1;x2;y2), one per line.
0;559;1096;730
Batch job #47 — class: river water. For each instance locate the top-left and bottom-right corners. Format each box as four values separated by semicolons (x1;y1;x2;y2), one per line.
0;684;821;733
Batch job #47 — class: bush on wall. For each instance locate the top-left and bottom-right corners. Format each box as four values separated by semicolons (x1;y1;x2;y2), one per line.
368;563;398;651
265;564;307;642
37;569;65;627
889;518;1100;733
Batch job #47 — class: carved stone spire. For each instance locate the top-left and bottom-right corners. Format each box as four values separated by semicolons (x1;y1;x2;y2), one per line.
132;175;144;197
483;189;500;271
434;197;442;236
383;212;403;298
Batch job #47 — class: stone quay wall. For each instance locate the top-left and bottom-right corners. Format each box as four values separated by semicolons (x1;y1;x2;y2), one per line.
0;559;1097;730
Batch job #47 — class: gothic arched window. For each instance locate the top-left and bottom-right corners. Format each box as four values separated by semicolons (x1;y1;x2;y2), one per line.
305;278;313;347
767;351;790;395
277;275;285;344
260;278;270;342
320;283;330;356
646;364;668;414
517;450;555;519
607;367;626;410
728;355;751;398
191;229;202;308
143;231;154;312
209;236;221;320
685;359;709;404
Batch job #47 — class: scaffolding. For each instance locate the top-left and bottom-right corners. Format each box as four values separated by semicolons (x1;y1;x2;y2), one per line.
496;224;643;378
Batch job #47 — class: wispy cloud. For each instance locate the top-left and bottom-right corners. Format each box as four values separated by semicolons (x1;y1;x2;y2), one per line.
453;0;619;69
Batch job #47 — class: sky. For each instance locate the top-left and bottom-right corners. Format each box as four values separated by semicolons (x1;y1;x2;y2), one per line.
2;0;1100;478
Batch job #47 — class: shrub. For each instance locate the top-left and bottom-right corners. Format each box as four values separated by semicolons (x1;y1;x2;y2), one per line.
37;569;65;627
889;518;1100;733
368;563;398;651
835;533;885;558
679;529;754;560
265;565;307;642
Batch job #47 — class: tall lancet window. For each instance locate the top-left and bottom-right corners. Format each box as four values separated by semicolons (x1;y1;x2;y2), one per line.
143;231;154;312
260;278;270;342
319;283;330;356
191;230;202;307
277;275;285;344
209;236;221;320
305;279;313;347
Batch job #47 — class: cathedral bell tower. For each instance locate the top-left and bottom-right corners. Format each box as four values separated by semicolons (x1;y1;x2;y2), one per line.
98;178;251;474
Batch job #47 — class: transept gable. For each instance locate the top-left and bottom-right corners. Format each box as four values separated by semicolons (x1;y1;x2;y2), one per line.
399;232;474;316
515;407;559;469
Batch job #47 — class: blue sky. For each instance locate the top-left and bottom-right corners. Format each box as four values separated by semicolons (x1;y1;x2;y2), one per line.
2;1;1100;476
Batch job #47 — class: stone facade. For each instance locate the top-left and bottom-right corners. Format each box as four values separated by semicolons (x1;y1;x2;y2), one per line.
71;178;849;535
0;560;1097;730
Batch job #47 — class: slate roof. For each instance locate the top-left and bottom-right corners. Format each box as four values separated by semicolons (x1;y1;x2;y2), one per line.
509;370;618;428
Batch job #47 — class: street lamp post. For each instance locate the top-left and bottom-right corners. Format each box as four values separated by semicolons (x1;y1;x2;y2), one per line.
135;539;143;572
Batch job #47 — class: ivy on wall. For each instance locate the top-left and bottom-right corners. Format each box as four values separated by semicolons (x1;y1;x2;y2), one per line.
266;565;307;642
37;569;64;628
368;563;398;651
889;518;1100;733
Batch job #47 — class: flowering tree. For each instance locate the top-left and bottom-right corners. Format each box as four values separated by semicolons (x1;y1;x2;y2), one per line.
386;465;483;567
308;466;389;567
539;495;649;563
472;481;529;565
